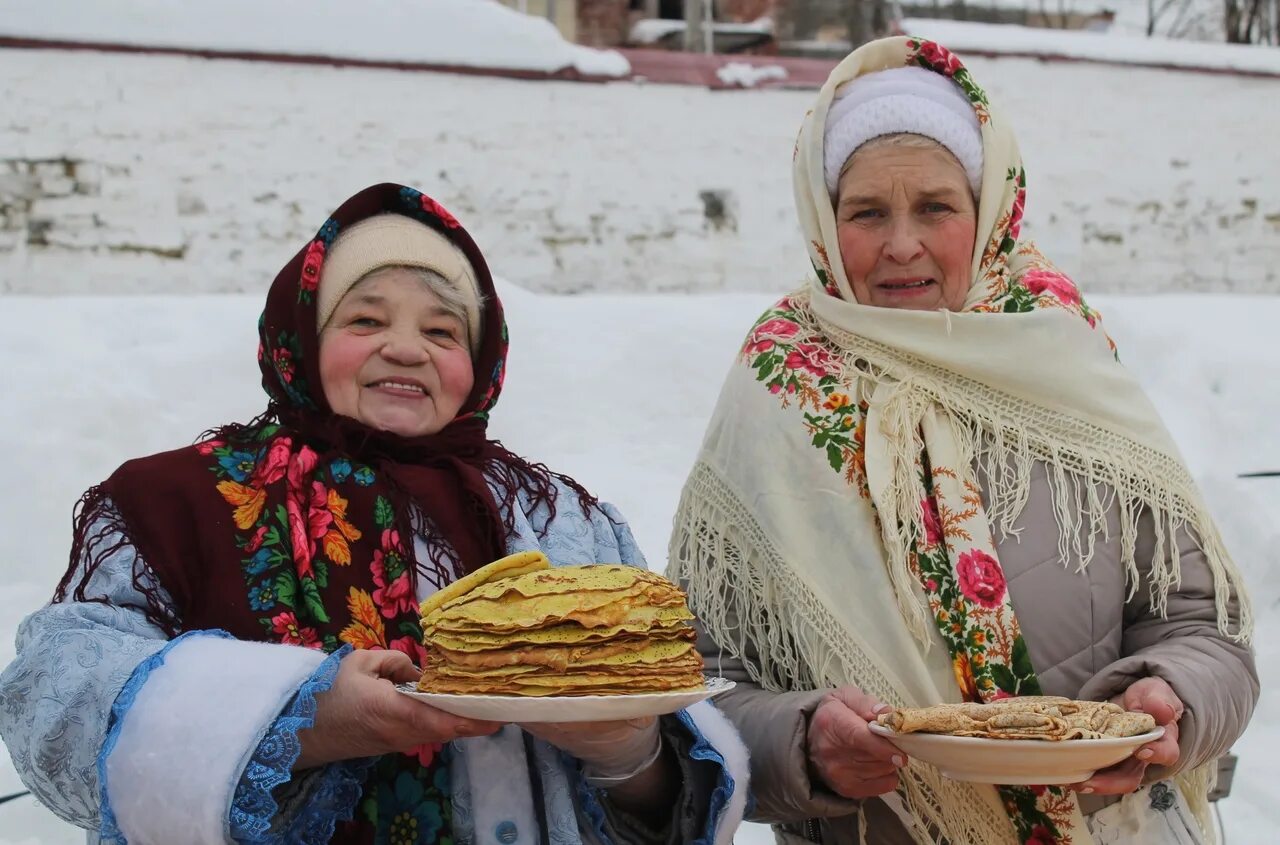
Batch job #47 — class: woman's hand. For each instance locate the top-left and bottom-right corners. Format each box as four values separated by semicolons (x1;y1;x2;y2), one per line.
519;717;662;777
1069;677;1183;796
295;649;502;770
807;686;907;799
521;717;677;821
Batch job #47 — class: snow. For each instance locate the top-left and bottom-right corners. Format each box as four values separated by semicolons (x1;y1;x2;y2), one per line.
901;17;1280;75
716;61;789;87
0;287;1277;843
3;49;1278;298
0;0;630;78
629;19;688;45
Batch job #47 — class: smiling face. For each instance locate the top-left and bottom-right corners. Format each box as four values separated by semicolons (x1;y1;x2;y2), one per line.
319;267;475;438
834;139;978;311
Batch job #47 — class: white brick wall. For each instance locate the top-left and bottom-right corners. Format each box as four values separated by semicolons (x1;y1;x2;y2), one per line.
1;47;1277;295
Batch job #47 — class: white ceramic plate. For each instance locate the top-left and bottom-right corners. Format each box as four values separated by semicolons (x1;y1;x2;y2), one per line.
868;723;1165;785
396;676;735;723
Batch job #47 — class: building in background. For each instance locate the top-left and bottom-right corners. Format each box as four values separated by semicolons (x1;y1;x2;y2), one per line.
495;0;579;43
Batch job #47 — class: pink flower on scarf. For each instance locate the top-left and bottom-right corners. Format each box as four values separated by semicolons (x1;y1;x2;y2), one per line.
1023;270;1081;307
390;635;427;665
784;342;838;377
373;529;416;618
245;524;269;553
1008;187;1027;242
1026;825;1057;845
253;437;295;486
956;549;1007;609
744;318;801;355
408;742;442;767
286;445;319;489
272;348;295;384
421;195;461;229
921;497;943;546
285;447;329;579
196;439;225;456
915;41;964;77
300;239;325;292
287;480;333;579
272;611;320;648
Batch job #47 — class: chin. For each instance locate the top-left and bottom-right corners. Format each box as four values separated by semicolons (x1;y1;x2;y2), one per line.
369;416;439;438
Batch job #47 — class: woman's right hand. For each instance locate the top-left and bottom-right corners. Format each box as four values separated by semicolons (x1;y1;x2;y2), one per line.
806;686;907;799
294;649;502;770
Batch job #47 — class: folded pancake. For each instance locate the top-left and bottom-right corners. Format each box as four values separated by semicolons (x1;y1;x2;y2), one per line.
416;557;705;697
876;698;1156;741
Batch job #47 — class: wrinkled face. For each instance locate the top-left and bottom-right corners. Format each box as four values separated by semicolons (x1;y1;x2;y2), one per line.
835;143;977;311
319;268;475;438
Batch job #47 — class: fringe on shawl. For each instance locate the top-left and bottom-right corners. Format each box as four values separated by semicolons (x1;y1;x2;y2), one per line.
669;463;1020;845
671;464;1227;844
53;485;182;638
796;294;1254;647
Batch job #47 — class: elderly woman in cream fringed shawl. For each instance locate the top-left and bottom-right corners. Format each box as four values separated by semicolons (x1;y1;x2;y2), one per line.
667;36;1257;845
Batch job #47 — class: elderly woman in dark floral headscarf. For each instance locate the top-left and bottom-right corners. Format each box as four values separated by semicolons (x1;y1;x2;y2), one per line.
669;37;1255;845
0;183;748;845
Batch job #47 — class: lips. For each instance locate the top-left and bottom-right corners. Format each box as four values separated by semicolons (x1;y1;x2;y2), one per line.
877;277;936;291
366;377;428;396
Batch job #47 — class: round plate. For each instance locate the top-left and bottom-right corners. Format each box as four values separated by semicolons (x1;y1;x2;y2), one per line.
396;676;735;723
868;722;1165;785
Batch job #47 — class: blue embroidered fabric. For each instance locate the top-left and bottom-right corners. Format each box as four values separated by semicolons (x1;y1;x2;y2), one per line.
229;645;377;844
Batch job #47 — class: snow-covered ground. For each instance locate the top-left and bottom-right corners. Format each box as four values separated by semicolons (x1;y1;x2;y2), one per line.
2;48;1278;297
0;288;1276;843
0;0;629;78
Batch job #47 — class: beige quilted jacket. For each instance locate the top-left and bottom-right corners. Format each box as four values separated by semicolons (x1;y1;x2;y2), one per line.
691;462;1258;844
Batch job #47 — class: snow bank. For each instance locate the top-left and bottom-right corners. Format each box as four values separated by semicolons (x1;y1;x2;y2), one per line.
0;0;630;78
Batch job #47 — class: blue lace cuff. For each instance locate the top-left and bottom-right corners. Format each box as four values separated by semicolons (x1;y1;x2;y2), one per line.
674;708;735;845
229;644;376;845
98;630;235;845
574;709;737;845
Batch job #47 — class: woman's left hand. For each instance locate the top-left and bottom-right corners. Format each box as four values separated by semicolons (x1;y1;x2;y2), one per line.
519;717;661;778
521;717;677;821
1069;676;1183;796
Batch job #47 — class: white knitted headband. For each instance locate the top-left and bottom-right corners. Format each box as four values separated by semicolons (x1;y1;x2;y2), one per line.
823;66;983;198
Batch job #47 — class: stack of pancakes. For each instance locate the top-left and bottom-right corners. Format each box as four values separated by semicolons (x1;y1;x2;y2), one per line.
877;696;1156;740
417;552;705;697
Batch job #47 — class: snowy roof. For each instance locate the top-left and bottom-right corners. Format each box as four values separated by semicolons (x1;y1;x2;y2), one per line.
0;0;631;78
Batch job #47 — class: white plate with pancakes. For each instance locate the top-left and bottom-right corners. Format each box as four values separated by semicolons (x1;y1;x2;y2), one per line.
397;676;735;723
868;722;1165;785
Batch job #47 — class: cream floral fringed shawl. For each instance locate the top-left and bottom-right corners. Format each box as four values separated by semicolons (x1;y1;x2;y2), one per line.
667;36;1252;845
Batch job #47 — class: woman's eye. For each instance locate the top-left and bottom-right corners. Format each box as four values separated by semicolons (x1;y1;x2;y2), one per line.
424;326;459;340
850;208;882;221
350;316;383;328
923;202;953;215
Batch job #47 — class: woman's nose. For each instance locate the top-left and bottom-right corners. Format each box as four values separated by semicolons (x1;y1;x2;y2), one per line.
884;221;926;264
379;330;429;364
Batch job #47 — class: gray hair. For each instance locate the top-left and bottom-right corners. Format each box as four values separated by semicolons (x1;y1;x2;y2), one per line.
840;132;978;201
353;264;486;350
